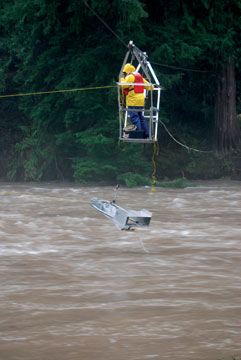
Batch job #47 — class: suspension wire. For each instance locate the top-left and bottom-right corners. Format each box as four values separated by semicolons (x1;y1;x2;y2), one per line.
82;1;128;50
150;61;211;73
82;2;210;74
83;1;210;74
159;119;213;153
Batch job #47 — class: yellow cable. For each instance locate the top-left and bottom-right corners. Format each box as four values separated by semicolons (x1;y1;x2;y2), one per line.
0;85;116;99
150;141;159;194
118;139;126;151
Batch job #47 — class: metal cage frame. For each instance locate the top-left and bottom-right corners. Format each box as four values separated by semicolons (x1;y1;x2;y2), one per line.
117;41;161;144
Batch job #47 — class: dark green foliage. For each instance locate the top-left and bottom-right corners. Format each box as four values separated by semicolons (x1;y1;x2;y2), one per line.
155;177;197;188
0;0;241;182
8;126;57;181
73;122;152;183
117;172;152;187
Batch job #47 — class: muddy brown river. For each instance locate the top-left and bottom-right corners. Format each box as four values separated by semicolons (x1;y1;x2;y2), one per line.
0;181;240;360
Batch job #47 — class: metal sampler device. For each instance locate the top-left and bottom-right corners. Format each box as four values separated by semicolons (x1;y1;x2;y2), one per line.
90;198;152;231
117;40;161;144
90;186;152;231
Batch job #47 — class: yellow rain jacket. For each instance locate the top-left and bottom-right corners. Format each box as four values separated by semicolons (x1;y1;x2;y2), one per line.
120;64;154;107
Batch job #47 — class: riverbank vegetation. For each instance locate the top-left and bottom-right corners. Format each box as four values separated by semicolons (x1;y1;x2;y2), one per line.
0;0;241;185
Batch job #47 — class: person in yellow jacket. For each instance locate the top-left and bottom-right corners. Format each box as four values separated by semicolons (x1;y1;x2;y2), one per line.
120;63;153;138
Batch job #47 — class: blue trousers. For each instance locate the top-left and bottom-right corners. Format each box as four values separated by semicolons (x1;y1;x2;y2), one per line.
128;106;150;138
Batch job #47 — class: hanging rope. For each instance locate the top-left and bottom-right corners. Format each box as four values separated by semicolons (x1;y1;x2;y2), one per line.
159;119;213;153
150;141;159;194
118;139;126;151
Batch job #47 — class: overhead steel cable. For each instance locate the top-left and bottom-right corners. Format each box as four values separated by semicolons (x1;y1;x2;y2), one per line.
150;61;211;73
82;2;210;73
82;1;128;50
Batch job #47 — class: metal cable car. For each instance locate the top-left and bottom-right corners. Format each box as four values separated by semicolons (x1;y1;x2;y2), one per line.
117;41;161;144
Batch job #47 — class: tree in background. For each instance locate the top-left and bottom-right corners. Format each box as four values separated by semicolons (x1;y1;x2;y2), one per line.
181;0;241;153
145;0;241;154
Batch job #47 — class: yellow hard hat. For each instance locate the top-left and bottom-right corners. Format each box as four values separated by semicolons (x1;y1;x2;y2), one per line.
123;63;136;74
